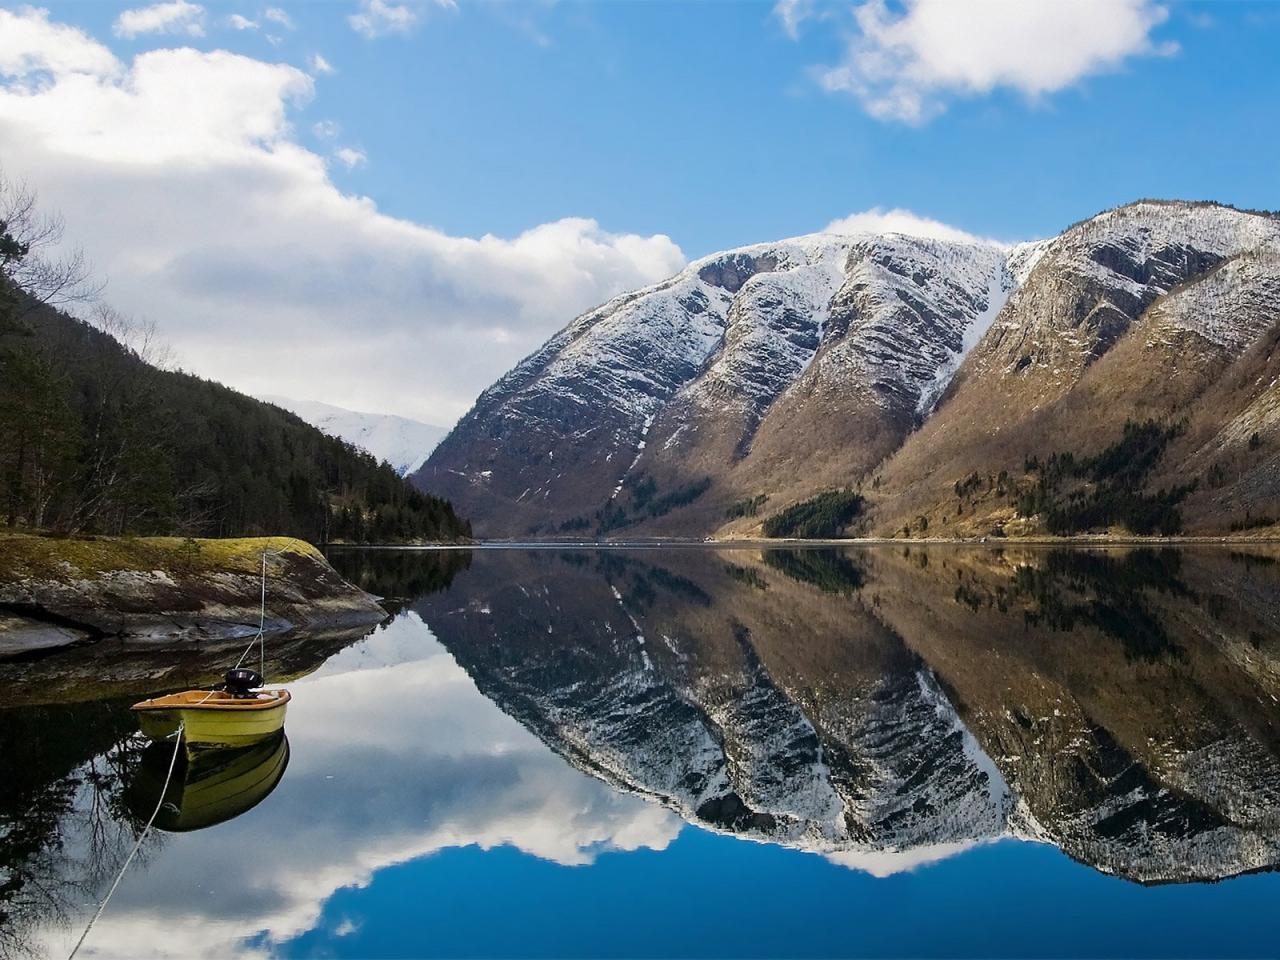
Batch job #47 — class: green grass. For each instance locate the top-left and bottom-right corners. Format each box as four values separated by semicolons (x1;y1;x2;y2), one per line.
0;531;320;583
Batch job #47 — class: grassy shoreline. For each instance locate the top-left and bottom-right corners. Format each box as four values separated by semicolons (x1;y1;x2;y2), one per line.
0;531;387;658
0;531;323;583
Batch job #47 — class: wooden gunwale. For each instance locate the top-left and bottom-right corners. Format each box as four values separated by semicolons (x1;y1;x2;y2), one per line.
131;690;292;712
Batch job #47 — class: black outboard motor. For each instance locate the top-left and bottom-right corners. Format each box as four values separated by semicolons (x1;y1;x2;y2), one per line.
223;667;263;698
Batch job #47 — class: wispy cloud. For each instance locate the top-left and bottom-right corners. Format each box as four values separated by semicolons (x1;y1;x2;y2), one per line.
774;0;815;39
348;0;456;39
333;146;367;168
308;53;336;75
114;0;206;38
782;0;1177;124
264;7;295;30
226;13;257;30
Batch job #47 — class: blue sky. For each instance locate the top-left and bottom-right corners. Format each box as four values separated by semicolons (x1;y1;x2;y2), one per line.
343;0;1274;254
2;1;1278;422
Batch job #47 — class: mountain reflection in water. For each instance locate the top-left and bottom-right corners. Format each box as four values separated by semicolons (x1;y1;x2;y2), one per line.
391;545;1280;886
1;545;1279;958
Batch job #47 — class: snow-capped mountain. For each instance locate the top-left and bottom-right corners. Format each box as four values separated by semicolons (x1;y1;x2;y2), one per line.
261;395;446;476
415;200;1280;539
417;228;1017;536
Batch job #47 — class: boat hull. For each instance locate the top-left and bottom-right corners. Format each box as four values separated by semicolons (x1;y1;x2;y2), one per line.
133;690;290;747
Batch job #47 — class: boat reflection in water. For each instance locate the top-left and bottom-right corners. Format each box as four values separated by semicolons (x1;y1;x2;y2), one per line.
125;729;290;833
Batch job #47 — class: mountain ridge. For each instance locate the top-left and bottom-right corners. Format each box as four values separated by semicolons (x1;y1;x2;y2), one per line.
415;200;1280;540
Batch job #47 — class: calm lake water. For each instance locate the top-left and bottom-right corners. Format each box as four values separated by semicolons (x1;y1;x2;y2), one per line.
4;545;1280;958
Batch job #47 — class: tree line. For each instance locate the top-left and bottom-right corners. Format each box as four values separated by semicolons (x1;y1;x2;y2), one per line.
1017;420;1191;536
761;489;864;539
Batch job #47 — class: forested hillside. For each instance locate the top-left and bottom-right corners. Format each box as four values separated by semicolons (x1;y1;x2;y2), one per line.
0;180;469;544
0;300;471;542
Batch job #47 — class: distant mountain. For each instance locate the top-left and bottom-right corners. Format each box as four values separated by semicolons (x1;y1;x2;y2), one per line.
415;200;1280;539
259;395;446;477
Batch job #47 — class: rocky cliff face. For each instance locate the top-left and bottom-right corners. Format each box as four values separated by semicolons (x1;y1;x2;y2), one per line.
412;545;1280;882
415;200;1280;540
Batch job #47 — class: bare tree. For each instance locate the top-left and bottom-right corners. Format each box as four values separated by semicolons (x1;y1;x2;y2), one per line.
0;170;101;323
171;477;222;535
89;304;173;371
0;175;191;534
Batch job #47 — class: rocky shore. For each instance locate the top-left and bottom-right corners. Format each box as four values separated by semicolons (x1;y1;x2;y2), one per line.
0;533;385;657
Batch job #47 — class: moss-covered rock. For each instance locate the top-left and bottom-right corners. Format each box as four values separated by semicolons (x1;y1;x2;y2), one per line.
0;533;383;657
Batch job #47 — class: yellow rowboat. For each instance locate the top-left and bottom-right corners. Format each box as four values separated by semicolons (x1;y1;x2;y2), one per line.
126;730;291;832
132;688;291;748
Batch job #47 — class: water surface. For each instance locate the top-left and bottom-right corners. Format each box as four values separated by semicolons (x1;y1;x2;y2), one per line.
3;545;1280;958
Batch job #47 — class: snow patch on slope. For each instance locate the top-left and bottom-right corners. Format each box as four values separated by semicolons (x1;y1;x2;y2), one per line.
916;258;1015;414
680;237;855;416
260;395;447;476
1060;203;1280;306
1146;247;1280;352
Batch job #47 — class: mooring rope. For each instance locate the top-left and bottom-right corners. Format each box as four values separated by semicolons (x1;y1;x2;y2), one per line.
195;553;272;706
68;551;285;955
236;553;268;679
67;723;185;960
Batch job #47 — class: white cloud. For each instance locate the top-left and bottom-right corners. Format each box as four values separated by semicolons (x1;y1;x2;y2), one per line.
333;145;367;168
823;207;1001;246
796;0;1176;123
263;6;295;30
0;8;685;425
113;0;206;38
349;0;456;39
0;6;121;79
312;118;340;138
308;52;335;75
226;13;258;30
332;917;361;938
825;839;988;877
